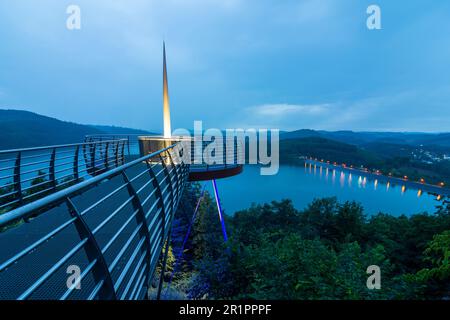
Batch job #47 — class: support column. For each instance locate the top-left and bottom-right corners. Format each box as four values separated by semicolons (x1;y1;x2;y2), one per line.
212;179;228;242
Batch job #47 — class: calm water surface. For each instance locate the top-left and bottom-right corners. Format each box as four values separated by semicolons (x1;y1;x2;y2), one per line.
208;164;440;216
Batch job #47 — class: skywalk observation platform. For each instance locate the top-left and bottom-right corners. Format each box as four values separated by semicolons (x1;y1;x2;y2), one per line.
137;136;244;182
0;135;244;300
86;134;244;182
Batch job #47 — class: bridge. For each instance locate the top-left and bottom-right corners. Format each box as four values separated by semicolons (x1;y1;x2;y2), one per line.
0;135;243;300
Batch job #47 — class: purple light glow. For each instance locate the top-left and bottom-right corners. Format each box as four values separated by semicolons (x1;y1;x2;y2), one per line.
212;179;228;242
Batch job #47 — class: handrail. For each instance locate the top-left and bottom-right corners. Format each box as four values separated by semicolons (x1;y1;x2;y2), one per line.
0;139;127;155
86;134;245;163
0;141;189;300
85;135;141;157
0;144;177;228
0;139;129;212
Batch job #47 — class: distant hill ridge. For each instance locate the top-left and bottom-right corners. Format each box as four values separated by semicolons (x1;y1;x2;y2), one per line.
281;129;450;147
0;109;154;150
1;109;449;151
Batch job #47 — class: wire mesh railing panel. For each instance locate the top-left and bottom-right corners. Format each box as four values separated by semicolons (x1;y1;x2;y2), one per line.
0;142;189;300
29;249;96;300
0;204;92;300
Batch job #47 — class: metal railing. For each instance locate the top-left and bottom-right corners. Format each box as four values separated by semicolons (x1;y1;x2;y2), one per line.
85;134;142;157
189;137;244;172
0;140;128;212
0;141;189;300
85;135;245;164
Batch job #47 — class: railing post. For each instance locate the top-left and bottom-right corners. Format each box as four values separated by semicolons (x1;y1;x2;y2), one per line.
236;138;239;164
122;172;152;296
82;143;88;173
90;143;96;174
50;148;57;190
74;146;80;182
104;142;110;169
190;142;194;165
114;141;119;167
223;139;226;168
204;140;209;172
66;198;117;300
127;136;131;156
121;141;126;165
13;152;22;204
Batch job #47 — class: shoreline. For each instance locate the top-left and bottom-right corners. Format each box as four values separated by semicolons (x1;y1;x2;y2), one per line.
303;159;449;198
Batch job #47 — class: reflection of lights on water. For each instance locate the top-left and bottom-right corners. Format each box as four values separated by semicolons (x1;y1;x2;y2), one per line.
304;163;438;202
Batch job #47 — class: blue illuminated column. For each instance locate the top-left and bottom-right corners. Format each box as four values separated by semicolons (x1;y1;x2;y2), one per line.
212;179;228;242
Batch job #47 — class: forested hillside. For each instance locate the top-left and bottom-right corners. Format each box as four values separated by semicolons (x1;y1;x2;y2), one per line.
0;109;152;149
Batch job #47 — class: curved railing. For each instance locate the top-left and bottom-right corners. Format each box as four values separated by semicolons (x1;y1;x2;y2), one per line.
0;139;128;213
85;134;141;157
188;137;244;181
0;141;189;300
85;134;245;181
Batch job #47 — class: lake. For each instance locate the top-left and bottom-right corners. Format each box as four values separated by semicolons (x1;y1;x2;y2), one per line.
208;164;441;216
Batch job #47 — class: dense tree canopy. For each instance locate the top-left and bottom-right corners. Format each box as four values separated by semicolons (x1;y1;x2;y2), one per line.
167;184;450;300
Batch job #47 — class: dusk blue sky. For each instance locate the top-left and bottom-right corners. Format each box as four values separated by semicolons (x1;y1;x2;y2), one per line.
1;0;449;132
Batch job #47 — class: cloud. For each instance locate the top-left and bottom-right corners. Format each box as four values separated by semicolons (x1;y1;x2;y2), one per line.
237;103;335;130
236;86;450;132
246;103;331;117
1;1;450;132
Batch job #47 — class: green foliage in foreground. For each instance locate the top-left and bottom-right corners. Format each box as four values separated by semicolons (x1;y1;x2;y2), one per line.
172;186;450;300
